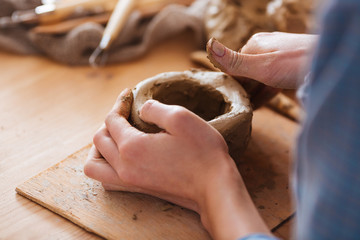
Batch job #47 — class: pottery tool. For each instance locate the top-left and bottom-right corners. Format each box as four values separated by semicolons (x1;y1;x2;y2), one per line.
89;0;195;67
89;0;137;67
31;13;111;34
2;0;117;27
31;0;193;34
0;0;194;29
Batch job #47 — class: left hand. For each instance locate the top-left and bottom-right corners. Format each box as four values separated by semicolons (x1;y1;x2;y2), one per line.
207;32;318;108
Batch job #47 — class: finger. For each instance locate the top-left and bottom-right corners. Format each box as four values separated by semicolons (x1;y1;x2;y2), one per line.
105;88;144;146
206;38;275;84
87;141;102;159
111;88;133;118
93;126;126;171
84;145;121;184
139;100;206;136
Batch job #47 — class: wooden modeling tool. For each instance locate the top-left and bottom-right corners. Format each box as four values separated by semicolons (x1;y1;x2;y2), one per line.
31;13;111;34
89;0;137;67
89;0;194;67
31;0;194;34
5;0;117;27
0;0;194;30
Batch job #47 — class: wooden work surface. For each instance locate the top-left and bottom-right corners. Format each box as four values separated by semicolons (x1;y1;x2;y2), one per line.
15;107;296;240
0;33;297;239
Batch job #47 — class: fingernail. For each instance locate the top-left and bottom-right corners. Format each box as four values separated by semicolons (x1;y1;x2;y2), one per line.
139;99;156;117
209;38;226;57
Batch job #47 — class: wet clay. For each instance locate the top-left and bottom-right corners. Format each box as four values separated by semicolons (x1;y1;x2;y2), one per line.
151;80;230;122
131;70;253;161
268;0;321;33
205;0;274;51
205;0;320;51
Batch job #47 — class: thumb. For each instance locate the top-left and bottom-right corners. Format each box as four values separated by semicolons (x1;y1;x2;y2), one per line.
206;38;273;84
112;88;133;119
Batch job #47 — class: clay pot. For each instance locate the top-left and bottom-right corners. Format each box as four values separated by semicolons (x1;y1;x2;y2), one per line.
131;70;253;161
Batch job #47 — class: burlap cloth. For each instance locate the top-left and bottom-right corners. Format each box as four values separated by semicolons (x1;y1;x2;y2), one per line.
0;0;209;65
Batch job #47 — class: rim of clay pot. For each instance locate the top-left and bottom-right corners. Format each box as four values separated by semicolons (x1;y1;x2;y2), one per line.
131;70;252;134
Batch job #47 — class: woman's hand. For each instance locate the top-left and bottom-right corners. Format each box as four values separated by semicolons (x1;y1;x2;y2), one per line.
207;32;318;89
84;88;271;240
207;32;318;107
85;88;231;210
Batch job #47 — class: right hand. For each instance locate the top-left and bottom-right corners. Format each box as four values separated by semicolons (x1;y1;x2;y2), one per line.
207;32;318;90
84;89;271;240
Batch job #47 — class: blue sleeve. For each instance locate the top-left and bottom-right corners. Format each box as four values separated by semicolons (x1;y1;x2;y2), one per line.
295;0;360;240
238;234;280;240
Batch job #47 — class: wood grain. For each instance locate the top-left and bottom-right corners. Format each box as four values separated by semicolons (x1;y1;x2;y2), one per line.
16;145;211;240
239;108;297;228
0;32;197;239
15;107;297;239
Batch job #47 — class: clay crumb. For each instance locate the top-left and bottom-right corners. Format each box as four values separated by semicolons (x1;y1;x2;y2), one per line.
121;92;133;102
132;214;137;221
161;202;175;211
162;206;173;212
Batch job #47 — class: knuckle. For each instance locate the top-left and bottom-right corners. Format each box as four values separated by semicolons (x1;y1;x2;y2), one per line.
117;141;130;155
93;130;104;146
250;32;273;43
114;147;136;185
243;32;271;54
104;115;111;127
140;100;156;116
83;162;94;178
240;43;251;54
169;106;192;126
117;139;132;158
115;145;144;186
117;135;145;160
116;166;133;184
228;51;243;72
104;113;114;127
251;32;269;40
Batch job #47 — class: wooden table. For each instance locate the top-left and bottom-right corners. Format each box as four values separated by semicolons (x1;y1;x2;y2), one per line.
0;33;293;239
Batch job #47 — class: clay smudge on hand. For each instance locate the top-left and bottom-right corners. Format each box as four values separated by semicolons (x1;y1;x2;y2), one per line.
118;88;134;118
206;38;228;74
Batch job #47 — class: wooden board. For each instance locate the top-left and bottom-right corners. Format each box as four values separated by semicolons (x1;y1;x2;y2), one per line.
16;107;297;239
0;32;198;239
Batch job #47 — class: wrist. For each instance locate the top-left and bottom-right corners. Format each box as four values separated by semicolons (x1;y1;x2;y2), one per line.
198;155;270;240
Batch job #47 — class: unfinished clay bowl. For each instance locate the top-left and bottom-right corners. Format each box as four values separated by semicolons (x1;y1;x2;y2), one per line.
131;70;253;161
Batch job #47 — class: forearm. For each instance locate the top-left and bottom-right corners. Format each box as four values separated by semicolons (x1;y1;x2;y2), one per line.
199;157;271;240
